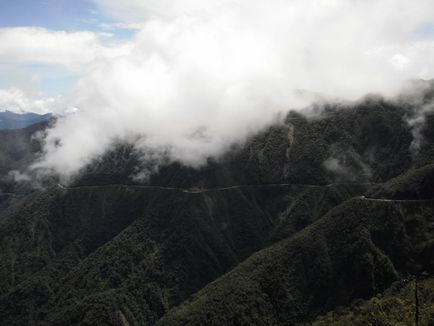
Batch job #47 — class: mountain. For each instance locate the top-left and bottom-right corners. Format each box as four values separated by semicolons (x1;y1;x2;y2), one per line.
0;111;52;130
311;278;434;325
158;175;434;325
0;120;52;211
0;94;433;325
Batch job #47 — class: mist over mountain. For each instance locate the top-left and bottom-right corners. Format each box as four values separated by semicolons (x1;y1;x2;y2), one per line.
1;0;431;178
0;93;433;325
1;0;434;325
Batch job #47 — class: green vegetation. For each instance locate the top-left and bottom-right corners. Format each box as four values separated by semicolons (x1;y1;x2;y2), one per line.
76;97;426;189
368;163;434;199
0;183;366;325
0;120;51;211
312;278;434;325
157;199;433;325
0;96;433;325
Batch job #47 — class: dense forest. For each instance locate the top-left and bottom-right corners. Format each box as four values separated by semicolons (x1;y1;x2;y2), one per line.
0;93;433;325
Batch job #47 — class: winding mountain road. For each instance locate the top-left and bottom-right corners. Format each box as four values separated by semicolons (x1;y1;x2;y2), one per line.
56;182;314;194
355;195;434;203
56;183;434;203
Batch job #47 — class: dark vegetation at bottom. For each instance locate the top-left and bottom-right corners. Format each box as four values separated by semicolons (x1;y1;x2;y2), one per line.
0;93;433;325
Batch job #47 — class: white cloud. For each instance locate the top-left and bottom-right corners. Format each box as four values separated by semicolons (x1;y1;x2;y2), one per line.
99;22;144;31
9;0;434;178
0;27;130;72
390;54;410;70
0;88;58;114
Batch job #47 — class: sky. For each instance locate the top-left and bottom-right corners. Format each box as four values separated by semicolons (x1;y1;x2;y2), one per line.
1;0;434;179
0;0;136;40
0;0;99;31
0;0;136;99
0;0;433;108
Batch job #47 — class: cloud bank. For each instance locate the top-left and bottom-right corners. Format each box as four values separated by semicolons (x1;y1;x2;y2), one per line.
0;27;130;71
0;88;58;114
3;0;434;178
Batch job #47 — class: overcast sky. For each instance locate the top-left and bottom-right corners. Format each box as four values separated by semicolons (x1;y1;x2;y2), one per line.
1;0;434;177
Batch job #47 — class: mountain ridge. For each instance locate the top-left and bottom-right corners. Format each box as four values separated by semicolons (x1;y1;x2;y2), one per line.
0;110;52;130
0;95;433;325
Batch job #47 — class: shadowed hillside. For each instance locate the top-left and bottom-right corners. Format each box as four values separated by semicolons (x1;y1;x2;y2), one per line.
157;198;434;325
0;182;367;325
0;97;433;325
312;278;434;325
0;120;52;211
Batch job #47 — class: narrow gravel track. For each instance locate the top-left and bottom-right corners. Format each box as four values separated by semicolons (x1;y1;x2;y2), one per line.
56;183;434;202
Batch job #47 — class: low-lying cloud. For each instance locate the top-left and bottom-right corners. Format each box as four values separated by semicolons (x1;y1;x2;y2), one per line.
0;88;58;114
3;0;434;178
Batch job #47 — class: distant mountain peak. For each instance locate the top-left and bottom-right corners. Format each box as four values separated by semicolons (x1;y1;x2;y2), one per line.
0;110;51;130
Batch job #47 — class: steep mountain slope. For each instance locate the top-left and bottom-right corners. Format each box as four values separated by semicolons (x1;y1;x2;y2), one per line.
312;277;434;325
368;163;434;200
0;95;433;325
157;164;434;325
0;183;365;325
75;96;422;188
157;197;434;325
0;120;51;211
0;119;49;175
